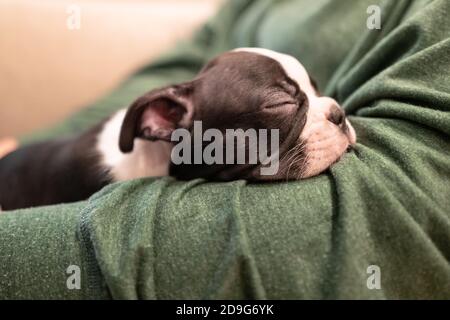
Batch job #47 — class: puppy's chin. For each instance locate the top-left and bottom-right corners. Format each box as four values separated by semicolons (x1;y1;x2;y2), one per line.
296;98;356;179
300;122;355;179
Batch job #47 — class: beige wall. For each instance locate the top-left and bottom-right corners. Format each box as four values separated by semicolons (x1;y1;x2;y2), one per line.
0;0;222;137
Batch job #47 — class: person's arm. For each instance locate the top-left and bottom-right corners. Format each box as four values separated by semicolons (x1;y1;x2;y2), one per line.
0;201;110;299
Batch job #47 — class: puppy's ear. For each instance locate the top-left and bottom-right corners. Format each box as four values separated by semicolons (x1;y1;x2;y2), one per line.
119;84;194;153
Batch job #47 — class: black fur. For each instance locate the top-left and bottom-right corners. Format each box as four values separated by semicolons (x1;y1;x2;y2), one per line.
0;123;111;210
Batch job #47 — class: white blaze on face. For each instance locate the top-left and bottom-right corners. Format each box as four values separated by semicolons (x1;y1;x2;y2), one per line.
234;48;356;178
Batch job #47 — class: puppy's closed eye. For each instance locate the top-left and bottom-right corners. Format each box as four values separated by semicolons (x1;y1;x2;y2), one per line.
263;90;298;109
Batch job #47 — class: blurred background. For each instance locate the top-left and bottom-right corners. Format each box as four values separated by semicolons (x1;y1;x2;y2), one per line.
0;0;223;137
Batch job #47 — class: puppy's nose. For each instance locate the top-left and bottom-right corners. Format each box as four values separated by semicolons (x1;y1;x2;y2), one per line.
327;105;346;126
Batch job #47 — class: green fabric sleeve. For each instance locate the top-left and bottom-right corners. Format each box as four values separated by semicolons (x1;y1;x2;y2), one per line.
0;202;109;299
78;177;337;299
2;0;450;299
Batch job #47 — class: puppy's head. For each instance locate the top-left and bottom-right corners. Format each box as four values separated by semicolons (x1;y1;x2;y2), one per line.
119;48;356;180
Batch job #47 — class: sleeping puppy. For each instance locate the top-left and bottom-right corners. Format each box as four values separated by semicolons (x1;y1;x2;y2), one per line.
0;48;356;211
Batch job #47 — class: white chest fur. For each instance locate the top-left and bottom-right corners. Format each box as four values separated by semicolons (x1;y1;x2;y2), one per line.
96;109;172;182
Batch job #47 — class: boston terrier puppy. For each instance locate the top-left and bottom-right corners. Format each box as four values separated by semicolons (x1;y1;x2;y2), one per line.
0;48;356;211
